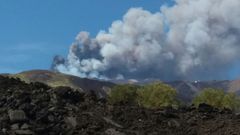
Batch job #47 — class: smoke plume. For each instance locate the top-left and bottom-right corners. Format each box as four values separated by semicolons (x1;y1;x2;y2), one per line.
52;0;240;81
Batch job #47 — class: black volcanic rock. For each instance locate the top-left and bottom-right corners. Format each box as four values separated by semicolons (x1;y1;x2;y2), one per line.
198;103;215;113
0;75;240;135
8;110;27;123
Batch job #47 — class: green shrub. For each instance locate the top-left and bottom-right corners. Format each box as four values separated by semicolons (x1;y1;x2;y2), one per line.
108;84;139;105
193;88;240;110
193;88;225;108
222;92;240;110
137;82;179;108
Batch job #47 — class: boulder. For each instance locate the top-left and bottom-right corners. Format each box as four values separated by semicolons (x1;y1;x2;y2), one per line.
15;130;34;135
8;110;27;123
11;123;19;130
21;123;30;130
64;117;77;128
198;103;214;113
105;128;125;135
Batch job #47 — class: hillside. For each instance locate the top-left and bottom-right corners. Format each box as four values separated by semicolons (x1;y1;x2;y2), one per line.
8;70;115;98
166;80;231;103
5;70;240;103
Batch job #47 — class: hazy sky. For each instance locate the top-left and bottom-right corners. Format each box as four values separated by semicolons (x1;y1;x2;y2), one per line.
0;0;173;73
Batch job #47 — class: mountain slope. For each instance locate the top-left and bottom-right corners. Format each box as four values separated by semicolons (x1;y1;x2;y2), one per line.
166;80;231;103
9;70;115;98
6;70;240;103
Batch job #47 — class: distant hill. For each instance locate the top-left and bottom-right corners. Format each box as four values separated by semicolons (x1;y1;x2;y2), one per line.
228;80;240;94
3;69;240;103
166;80;231;103
7;70;115;98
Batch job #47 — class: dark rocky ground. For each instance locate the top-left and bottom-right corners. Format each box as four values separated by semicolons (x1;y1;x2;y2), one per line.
0;75;240;135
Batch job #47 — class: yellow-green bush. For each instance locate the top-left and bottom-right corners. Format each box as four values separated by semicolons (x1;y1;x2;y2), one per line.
193;88;225;108
193;88;240;110
137;82;179;108
222;92;240;110
108;84;139;105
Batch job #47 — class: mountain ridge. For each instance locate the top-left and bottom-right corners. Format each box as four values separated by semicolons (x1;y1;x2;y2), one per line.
5;70;114;99
3;69;240;103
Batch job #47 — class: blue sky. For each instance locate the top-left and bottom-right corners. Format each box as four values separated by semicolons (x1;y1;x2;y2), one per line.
0;0;173;73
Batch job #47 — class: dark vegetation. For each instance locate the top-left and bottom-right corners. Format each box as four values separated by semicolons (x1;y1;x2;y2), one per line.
1;75;240;135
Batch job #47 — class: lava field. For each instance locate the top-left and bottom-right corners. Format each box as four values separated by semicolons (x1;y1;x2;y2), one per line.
0;75;240;135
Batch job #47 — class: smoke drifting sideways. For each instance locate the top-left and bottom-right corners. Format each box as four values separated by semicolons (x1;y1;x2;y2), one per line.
52;0;240;81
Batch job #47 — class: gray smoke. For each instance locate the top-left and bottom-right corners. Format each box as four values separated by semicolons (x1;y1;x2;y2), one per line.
52;0;240;81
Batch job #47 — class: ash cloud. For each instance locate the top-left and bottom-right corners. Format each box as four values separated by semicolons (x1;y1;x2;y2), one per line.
52;0;240;81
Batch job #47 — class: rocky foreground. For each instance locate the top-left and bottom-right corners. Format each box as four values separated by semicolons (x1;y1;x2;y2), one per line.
0;76;240;135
